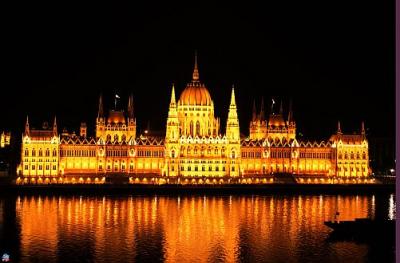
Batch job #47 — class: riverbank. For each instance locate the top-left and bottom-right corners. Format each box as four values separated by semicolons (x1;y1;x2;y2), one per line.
0;183;395;195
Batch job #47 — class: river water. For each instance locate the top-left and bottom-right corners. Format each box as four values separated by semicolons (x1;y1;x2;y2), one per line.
0;193;395;262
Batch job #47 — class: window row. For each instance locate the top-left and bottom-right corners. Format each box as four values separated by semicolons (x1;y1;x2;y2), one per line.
24;165;57;171
338;152;367;160
136;150;164;157
24;148;57;157
299;152;331;159
60;149;96;157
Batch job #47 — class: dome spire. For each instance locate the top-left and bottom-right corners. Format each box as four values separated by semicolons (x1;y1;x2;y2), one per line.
192;50;199;82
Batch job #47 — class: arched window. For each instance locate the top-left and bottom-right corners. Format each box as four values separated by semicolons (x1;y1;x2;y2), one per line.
106;134;111;141
171;150;175;158
194;147;198;155
231;150;236;158
362;152;366;160
356;152;360;159
214;148;219;155
196;121;200;136
190;121;194;135
45;149;50;157
187;147;191;155
25;148;29;156
350;152;354;159
344;152;348;159
38;149;43;157
114;134;119;142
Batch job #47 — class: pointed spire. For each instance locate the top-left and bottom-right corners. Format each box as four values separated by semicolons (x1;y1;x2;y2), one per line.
192;50;199;81
53;116;57;135
337;120;342;135
230;85;236;107
128;94;134;118
361;121;365;135
25;115;30;135
288;99;293;123
252;99;257;121
279;99;283;115
170;83;176;106
98;94;104;118
259;97;265;120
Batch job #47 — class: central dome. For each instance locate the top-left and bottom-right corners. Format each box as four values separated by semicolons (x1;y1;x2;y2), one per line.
178;52;212;106
107;110;126;124
179;82;212;106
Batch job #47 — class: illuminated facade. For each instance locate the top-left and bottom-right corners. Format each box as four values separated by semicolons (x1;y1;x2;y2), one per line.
0;131;11;148
17;55;372;184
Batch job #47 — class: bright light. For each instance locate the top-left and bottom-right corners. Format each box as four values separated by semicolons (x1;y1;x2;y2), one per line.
390;169;395;173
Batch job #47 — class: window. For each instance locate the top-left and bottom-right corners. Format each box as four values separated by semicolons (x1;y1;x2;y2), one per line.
25;149;29;156
24;165;28;170
32;165;35;170
32;149;36;156
196;121;200;136
231;166;235;171
216;166;219;171
46;165;50;170
190;121;194;135
53;165;57;170
45;149;50;157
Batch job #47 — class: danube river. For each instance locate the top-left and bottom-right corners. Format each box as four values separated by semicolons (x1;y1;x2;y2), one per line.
0;193;395;262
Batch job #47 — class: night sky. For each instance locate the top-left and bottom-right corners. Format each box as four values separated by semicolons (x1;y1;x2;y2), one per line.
2;1;394;140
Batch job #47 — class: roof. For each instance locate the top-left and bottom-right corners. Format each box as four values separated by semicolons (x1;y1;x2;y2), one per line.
107;110;126;124
329;134;364;145
179;82;212;106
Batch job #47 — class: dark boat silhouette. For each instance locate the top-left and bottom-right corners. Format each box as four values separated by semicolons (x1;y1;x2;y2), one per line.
324;212;395;243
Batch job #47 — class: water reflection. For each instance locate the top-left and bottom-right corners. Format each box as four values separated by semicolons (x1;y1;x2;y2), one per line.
0;194;395;262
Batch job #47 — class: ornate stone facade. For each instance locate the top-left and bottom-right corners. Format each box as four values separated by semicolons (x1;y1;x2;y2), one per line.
17;55;372;184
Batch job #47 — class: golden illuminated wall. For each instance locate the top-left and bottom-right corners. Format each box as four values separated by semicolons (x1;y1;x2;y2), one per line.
335;139;369;177
0;131;10;148
20;133;59;178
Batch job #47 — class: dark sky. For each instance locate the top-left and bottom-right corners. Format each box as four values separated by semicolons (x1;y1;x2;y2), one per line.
2;1;394;140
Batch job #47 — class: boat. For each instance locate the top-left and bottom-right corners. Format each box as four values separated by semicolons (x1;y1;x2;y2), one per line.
324;212;395;241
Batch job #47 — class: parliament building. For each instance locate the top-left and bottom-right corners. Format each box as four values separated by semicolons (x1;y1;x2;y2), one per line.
17;55;372;184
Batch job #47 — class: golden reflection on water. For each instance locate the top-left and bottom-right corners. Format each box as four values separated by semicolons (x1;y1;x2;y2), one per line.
12;194;393;262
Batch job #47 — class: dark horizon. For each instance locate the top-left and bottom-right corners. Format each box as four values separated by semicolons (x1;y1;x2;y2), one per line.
2;2;394;140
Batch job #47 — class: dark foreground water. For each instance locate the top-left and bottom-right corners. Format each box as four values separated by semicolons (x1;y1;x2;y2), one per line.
0;193;395;263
